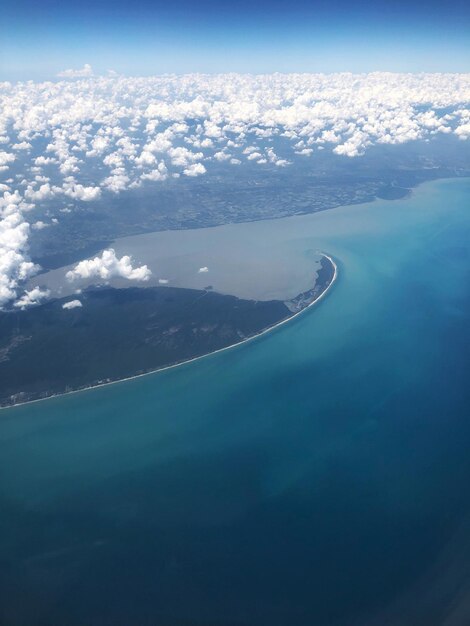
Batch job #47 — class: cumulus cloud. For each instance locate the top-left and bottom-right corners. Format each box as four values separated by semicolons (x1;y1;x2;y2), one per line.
184;162;206;177
0;151;15;168
2;72;468;201
0;191;39;307
32;220;49;230
455;120;470;140
140;161;168;182
12;141;31;151
169;147;203;167
62;299;82;309
57;64;94;78
14;286;50;309
62;179;101;201
214;151;231;161
102;170;129;193
198;266;209;273
246;151;263;161
66;249;152;283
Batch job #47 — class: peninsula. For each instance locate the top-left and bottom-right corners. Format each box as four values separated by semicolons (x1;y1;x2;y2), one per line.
0;255;336;408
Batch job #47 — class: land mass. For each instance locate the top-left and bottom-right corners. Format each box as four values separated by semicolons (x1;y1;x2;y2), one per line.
0;256;336;408
30;137;470;271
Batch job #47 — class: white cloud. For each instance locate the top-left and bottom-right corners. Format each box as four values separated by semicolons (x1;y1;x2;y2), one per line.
14;286;50;309
0;152;15;168
214;151;231;161
62;181;101;201
184;162;206;177
32;220;49;230
456;123;470;140
102;170;130;193
198;266;209;273
0;191;39;307
57;64;94;78
12;141;31;151
62;299;82;309
25;183;55;201
34;156;56;166
135;150;157;167
169;147;203;167
86;135;110;157
66;249;151;283
140;161;168;182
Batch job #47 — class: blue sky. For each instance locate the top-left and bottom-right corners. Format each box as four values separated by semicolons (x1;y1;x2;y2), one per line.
1;0;469;80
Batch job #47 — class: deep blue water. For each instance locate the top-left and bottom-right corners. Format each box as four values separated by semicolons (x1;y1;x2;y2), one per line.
0;179;469;626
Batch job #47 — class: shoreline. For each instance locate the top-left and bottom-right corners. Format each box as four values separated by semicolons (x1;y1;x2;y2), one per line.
0;253;338;413
35;174;469;275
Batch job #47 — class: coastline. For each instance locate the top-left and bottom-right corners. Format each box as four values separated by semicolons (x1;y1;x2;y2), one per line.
35;172;470;275
0;253;338;413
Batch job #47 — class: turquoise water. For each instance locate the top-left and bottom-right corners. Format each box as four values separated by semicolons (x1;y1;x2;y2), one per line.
1;179;469;625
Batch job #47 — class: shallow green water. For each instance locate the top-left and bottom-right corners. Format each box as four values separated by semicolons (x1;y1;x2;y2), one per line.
1;179;469;625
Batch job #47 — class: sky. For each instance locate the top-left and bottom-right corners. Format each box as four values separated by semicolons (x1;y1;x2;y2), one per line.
1;0;469;80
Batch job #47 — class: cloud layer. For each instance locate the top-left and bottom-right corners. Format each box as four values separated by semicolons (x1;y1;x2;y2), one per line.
0;72;469;308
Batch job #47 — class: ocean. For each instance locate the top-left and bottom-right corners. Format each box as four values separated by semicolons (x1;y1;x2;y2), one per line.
1;178;469;625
